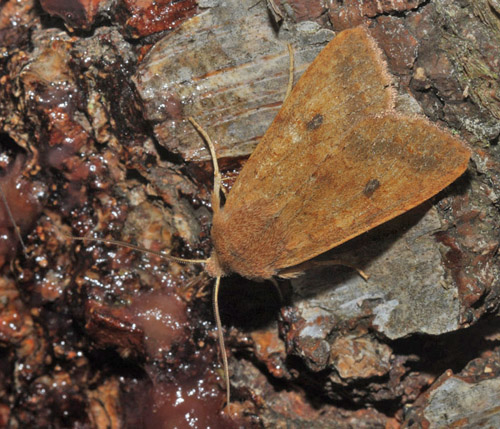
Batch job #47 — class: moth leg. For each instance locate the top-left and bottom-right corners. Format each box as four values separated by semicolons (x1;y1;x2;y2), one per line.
279;259;369;281
188;117;223;212
269;277;284;305
316;260;369;280
176;274;211;301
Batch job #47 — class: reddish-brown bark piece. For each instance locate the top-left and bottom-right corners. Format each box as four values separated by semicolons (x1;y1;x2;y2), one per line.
121;0;197;38
39;0;104;29
329;0;426;29
208;27;470;280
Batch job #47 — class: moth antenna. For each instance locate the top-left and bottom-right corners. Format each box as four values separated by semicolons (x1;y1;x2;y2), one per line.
213;275;231;410
188;117;223;212
59;233;208;265
284;43;294;101
0;184;27;257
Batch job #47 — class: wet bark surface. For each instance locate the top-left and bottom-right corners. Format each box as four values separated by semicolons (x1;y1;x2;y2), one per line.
0;0;499;427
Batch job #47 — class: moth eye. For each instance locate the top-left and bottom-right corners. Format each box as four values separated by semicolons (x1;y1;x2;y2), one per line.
363;178;380;197
306;113;324;131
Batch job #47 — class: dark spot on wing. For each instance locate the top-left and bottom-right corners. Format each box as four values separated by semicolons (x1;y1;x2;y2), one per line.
306;114;323;130
363;178;380;197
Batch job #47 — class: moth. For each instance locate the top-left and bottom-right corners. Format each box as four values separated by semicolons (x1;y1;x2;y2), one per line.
202;27;470;280
183;26;471;408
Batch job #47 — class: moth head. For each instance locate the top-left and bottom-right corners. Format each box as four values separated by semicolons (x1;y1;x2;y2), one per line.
205;251;227;278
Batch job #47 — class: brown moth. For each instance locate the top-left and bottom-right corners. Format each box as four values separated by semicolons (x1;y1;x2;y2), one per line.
203;27;471;281
182;26;471;409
